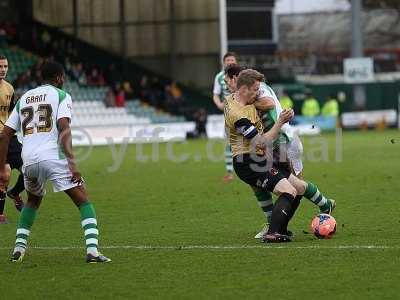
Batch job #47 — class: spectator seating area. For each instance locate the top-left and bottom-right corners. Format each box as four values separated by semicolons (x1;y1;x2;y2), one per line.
126;101;185;124
64;81;109;103
5;46;184;126
72;101;150;127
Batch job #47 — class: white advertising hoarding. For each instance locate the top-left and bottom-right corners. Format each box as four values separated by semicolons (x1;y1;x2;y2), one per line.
343;57;374;83
341;109;397;128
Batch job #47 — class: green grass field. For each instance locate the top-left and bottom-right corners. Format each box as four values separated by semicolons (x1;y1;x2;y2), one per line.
1;130;400;299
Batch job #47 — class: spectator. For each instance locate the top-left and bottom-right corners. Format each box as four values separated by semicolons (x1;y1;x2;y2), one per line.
322;94;339;117
114;83;126;107
280;90;293;110
149;77;164;108
122;81;134;99
104;63;121;86
87;67;105;86
104;89;116;107
139;75;150;102
6;21;197;119
301;92;320;117
64;57;73;77
165;81;185;115
71;62;87;86
194;108;207;138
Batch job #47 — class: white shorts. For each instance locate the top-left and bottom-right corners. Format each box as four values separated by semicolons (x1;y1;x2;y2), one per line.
22;159;82;197
287;134;304;176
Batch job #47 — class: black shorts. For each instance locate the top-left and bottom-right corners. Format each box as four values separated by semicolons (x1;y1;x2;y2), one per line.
6;136;23;170
233;153;291;192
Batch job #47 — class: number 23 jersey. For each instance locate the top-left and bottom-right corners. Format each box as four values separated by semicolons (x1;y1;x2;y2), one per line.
5;84;72;167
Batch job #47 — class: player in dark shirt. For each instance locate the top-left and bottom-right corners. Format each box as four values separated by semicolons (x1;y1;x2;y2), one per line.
0;55;25;224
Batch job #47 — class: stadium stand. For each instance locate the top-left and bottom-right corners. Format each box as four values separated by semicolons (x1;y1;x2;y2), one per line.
3;44;186;128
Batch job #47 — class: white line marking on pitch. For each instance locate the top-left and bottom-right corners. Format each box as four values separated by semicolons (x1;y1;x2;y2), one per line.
0;245;399;250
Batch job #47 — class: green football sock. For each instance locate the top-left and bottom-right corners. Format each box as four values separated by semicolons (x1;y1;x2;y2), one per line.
224;144;233;173
254;190;273;223
14;206;37;252
304;182;330;212
80;202;100;256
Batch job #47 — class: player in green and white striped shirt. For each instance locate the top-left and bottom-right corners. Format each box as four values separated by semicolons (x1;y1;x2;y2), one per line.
213;52;237;182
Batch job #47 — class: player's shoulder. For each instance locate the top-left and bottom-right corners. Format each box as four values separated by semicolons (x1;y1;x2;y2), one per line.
46;85;71;103
224;95;234;115
259;82;277;97
57;88;71;102
226;96;246;119
1;79;14;92
260;81;271;91
224;94;234;108
215;70;224;80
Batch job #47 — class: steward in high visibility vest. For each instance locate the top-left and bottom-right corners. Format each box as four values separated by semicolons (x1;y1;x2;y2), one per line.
280;91;293;110
301;93;320;117
322;96;339;117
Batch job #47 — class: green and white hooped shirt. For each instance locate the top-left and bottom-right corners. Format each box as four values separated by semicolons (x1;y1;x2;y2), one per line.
6;84;72;167
257;82;294;144
213;71;230;99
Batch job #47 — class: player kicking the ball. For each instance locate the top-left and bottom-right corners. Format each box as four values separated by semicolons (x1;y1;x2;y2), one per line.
224;65;335;238
224;69;334;242
0;61;111;263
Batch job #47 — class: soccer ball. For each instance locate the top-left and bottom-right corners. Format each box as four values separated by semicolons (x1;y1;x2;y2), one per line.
311;214;337;239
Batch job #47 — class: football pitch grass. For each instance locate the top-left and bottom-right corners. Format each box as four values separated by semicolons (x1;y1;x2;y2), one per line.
1;130;399;299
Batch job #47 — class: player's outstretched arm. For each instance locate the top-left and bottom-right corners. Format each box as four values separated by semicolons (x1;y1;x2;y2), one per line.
57;117;82;184
262;109;294;142
213;94;224;111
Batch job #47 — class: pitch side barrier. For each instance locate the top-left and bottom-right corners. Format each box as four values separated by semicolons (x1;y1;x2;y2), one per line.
71;122;195;146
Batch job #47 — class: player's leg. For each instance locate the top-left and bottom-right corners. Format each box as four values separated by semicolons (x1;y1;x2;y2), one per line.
63;185;111;263
223;143;234;181
304;181;335;214
11;163;44;262
0;164;11;224
252;186;273;239
280;138;304;233
46;158;110;263
287;133;304;178
288;174;335;214
287;136;335;213
263;176;297;241
7;136;25;211
253;166;297;241
45;157;110;263
269;148;300;236
6;152;25;212
252;186;273;223
233;154;294;242
276;174;305;233
10;192;42;262
282;174;335;232
7;171;25;211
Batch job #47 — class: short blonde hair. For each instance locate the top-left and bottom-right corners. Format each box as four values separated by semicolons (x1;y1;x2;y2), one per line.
236;69;265;89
